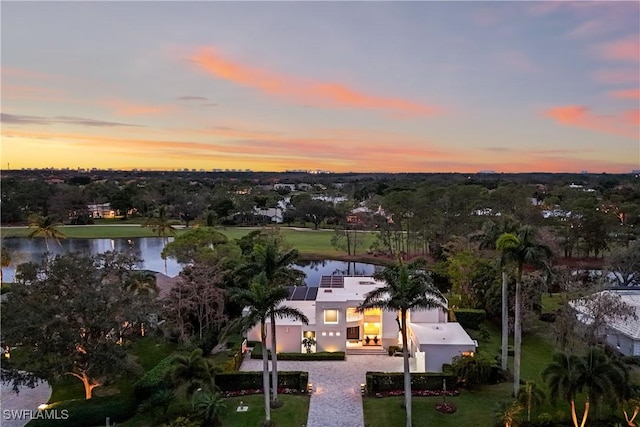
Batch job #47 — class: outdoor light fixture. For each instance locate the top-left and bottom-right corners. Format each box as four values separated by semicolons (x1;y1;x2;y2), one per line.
38;404;48;410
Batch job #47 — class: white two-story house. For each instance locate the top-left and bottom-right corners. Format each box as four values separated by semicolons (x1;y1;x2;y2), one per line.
245;275;477;373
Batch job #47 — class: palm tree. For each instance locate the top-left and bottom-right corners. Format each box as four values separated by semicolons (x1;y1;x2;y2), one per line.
358;259;446;427
143;205;176;273
192;390;226;426
230;275;309;425
238;239;304;407
542;349;627;427
493;400;522;427
128;270;158;295
473;217;519;372
517;380;545;422
497;226;552;396
28;214;66;253
167;348;219;397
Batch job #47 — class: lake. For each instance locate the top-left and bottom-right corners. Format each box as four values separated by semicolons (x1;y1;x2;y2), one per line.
0;238;380;285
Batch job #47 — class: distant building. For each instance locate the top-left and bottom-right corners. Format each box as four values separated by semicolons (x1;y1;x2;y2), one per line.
88;203;116;219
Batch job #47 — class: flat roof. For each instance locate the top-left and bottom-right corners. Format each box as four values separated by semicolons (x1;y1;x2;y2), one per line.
315;276;386;303
411;322;476;346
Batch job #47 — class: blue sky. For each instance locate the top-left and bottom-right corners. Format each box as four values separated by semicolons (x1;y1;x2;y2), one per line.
1;1;638;172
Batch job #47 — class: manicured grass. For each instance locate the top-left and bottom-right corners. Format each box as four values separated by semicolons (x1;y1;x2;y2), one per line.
1;225;161;239
0;225;378;257
118;394;310;427
220;394;310;427
364;384;512;427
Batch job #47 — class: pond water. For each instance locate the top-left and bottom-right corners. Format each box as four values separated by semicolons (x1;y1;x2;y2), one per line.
1;238;380;285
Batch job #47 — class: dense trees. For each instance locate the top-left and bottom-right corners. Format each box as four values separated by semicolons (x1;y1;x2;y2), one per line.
1;252;156;399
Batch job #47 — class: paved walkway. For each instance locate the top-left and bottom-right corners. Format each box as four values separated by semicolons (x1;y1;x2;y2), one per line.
1;381;52;427
241;354;410;427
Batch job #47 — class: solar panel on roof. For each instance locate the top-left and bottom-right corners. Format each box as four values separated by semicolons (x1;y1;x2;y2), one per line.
291;287;307;301
286;286;295;299
306;287;318;300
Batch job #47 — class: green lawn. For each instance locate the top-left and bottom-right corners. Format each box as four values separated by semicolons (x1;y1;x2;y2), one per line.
364;384;512;427
118;394;310;427
1;225;379;257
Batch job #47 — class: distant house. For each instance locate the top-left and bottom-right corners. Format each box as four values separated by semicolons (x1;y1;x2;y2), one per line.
253;207;283;223
274;183;296;192
571;289;640;356
245;275;476;373
88;203;116;219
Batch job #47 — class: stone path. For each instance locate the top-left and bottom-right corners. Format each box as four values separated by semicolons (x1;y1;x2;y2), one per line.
1;381;52;427
241;354;409;427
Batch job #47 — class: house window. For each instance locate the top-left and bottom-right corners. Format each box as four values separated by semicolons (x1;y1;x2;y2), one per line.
324;309;339;324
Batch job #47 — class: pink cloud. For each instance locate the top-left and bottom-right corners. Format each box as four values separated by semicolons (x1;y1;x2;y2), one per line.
543;105;639;139
608;88;640;99
592;69;640;85
496;50;542;73
594;35;640;62
102;99;173;116
189;48;439;117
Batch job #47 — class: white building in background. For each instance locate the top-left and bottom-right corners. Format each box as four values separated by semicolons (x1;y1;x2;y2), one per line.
87;203;116;218
245;275;476;373
571;289;640;356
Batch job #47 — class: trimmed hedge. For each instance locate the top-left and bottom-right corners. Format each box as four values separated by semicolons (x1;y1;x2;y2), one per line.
133;353;175;400
28;394;137;427
250;342;344;360
215;371;308;393
365;372;457;396
452;309;486;330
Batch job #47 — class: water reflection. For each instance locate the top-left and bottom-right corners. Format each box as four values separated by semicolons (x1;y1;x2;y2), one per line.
1;238;380;285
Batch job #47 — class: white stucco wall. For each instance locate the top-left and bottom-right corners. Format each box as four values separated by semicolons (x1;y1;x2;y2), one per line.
420;344;476;373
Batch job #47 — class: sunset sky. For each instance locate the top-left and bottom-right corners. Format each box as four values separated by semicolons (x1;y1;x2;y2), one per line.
1;1;639;173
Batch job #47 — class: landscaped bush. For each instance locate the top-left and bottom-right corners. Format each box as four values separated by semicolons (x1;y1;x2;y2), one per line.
133;353;175;400
623;355;640;366
277;351;345;361
215;371;308;393
364;372;458;396
453;308;486;330
28;394;137;427
539;312;556;322
250;343;344;360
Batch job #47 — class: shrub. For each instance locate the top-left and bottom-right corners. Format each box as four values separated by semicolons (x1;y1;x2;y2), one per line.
28;394;137;427
539;312;556;323
387;345;401;356
453;309;486;330
623;356;640;366
451;353;496;389
250;343;343;361
134;353;175;400
365;372;457;396
215;371;308;393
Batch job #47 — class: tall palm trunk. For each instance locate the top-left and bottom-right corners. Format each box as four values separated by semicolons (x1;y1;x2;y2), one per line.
501;270;509;371
401;309;412;427
513;277;522;397
270;312;279;406
261;322;271;423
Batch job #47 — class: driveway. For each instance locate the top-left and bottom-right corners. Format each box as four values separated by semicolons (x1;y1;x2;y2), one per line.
241;355;408;427
1;381;52;427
